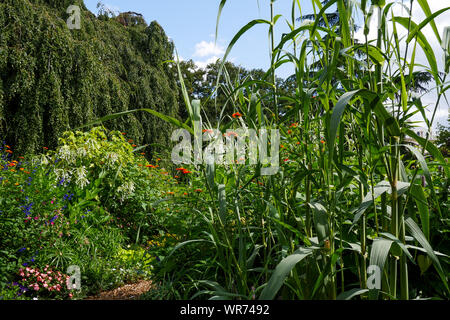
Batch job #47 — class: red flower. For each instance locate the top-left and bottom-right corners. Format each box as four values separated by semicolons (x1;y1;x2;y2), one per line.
195;189;202;193
232;112;242;118
182;169;191;174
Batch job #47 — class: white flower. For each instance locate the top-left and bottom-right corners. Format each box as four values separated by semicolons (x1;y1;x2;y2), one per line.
75;166;90;189
59;145;75;164
55;168;72;184
85;138;99;152
76;147;87;158
105;152;119;166
116;181;135;202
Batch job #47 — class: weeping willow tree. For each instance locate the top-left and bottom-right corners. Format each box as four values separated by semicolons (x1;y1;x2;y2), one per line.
0;0;179;155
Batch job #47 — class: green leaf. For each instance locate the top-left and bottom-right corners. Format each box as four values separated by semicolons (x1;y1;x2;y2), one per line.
405;129;449;178
309;202;329;243
337;288;369;300
416;0;442;44
259;247;314;300
329;90;360;162
218;19;272;87
405;217;449;293
406;7;450;44
218;184;226;224
410;184;429;240
394;17;440;86
353;180;410;227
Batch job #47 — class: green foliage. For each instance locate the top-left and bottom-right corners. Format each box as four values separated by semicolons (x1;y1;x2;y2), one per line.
436;114;450;157
0;0;179;157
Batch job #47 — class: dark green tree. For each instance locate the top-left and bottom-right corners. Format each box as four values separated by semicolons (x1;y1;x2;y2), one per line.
0;0;179;157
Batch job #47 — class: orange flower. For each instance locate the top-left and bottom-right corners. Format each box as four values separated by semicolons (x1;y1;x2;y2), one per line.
19;156;24;159
5;150;13;154
132;144;137;147
296;141;300;145
167;192;174;195
195;189;202;193
183;192;188;196
156;158;161;162
232;112;242;118
320;139;325;144
175;167;185;171
24;171;30;174
121;132;126;135
146;164;156;168
138;164;143;167
289;123;298;128
287;130;292;134
174;175;179;178
182;169;191;174
5;145;11;149
140;153;145;155
225;131;238;137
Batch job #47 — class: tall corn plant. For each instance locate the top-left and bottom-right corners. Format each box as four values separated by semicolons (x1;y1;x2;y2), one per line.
213;0;449;300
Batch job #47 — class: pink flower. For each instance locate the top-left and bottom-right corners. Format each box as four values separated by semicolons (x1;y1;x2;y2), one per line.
69;293;73;298
43;283;48;288
33;284;39;291
30;269;35;273
34;217;39;220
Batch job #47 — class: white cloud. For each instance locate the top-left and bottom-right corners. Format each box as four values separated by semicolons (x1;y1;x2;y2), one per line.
193;41;225;58
195;56;221;69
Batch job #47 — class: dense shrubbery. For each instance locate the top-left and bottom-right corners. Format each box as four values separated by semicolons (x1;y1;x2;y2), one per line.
0;0;178;156
0;126;209;299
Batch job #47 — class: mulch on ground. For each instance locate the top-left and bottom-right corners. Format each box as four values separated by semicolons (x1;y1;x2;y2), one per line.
85;280;154;300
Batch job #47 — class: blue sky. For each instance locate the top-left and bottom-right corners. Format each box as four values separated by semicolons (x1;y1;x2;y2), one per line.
83;0;313;79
